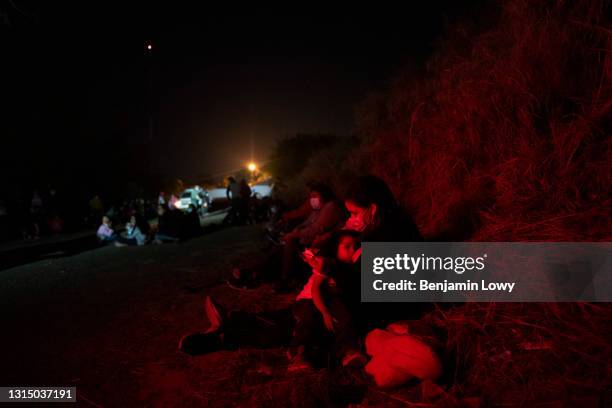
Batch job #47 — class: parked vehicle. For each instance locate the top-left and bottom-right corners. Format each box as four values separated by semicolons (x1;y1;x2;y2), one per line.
174;187;210;213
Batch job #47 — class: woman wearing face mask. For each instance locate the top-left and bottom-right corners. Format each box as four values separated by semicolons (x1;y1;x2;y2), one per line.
273;183;347;291
228;182;346;292
344;175;427;328
344;175;422;242
285;177;423;365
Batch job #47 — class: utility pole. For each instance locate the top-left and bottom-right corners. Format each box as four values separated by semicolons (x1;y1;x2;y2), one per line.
145;40;154;177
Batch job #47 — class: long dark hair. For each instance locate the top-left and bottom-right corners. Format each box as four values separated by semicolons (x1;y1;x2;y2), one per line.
318;229;362;258
345;175;423;241
345;175;399;219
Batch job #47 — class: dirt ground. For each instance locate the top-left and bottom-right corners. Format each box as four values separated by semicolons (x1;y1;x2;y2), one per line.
4;225;607;407
1;225;424;407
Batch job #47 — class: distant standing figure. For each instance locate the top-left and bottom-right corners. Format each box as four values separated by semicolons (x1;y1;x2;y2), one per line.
168;194;179;210
89;194;104;227
0;199;8;241
30;191;44;214
226;177;242;224
226;177;241;201
239;179;252;224
29;191;44;239
158;192;166;207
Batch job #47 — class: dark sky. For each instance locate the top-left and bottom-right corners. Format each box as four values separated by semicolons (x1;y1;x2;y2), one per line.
1;2;483;189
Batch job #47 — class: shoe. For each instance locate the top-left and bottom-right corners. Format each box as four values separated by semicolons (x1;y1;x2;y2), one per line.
203;296;225;333
287;351;312;372
342;351;368;368
226;275;258;291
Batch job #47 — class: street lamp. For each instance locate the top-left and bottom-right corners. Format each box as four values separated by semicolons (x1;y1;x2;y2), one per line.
248;162;257;172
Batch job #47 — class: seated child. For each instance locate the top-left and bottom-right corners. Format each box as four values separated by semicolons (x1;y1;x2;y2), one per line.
96;216;117;243
288;230;366;371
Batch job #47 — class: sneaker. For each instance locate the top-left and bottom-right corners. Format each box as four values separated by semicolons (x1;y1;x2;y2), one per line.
226;275;258;291
203;296;225;333
287;352;312;372
342;351;368;368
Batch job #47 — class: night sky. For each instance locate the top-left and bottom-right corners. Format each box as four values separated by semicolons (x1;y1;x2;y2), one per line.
1;2;486;192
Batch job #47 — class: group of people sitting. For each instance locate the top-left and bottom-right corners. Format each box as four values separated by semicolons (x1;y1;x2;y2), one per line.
181;175;424;372
96;203;201;246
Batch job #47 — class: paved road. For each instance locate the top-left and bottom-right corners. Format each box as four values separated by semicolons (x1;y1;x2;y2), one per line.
0;209;229;271
0;225;263;406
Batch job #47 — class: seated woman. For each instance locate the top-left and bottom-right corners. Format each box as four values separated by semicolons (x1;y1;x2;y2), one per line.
289;175;427;368
228;182;347;292
124;215;147;246
96;216;117;243
289;229;365;371
343;175;422;242
343;175;429;327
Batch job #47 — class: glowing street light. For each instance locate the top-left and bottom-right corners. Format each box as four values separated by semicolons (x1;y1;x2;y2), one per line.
247;162;257;172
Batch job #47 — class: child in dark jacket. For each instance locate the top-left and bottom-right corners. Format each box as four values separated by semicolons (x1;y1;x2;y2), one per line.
288;230;365;371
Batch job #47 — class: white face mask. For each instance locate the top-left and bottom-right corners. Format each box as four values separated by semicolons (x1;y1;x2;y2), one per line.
345;215;367;232
345;206;374;232
310;197;321;210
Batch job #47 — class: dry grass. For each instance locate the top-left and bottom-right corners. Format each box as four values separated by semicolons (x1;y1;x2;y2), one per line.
424;302;612;405
272;0;612;405
358;0;611;242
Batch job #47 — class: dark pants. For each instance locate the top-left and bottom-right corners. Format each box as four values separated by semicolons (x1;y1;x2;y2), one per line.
229;198;247;225
117;236;138;246
222;309;294;349
281;235;301;282
327;295;359;358
291;297;358;359
242;237;308;284
155;233;179;243
291;300;327;352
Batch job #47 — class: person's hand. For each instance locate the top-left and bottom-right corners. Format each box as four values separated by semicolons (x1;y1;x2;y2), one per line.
311;255;324;273
302;250;323;272
322;312;337;332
